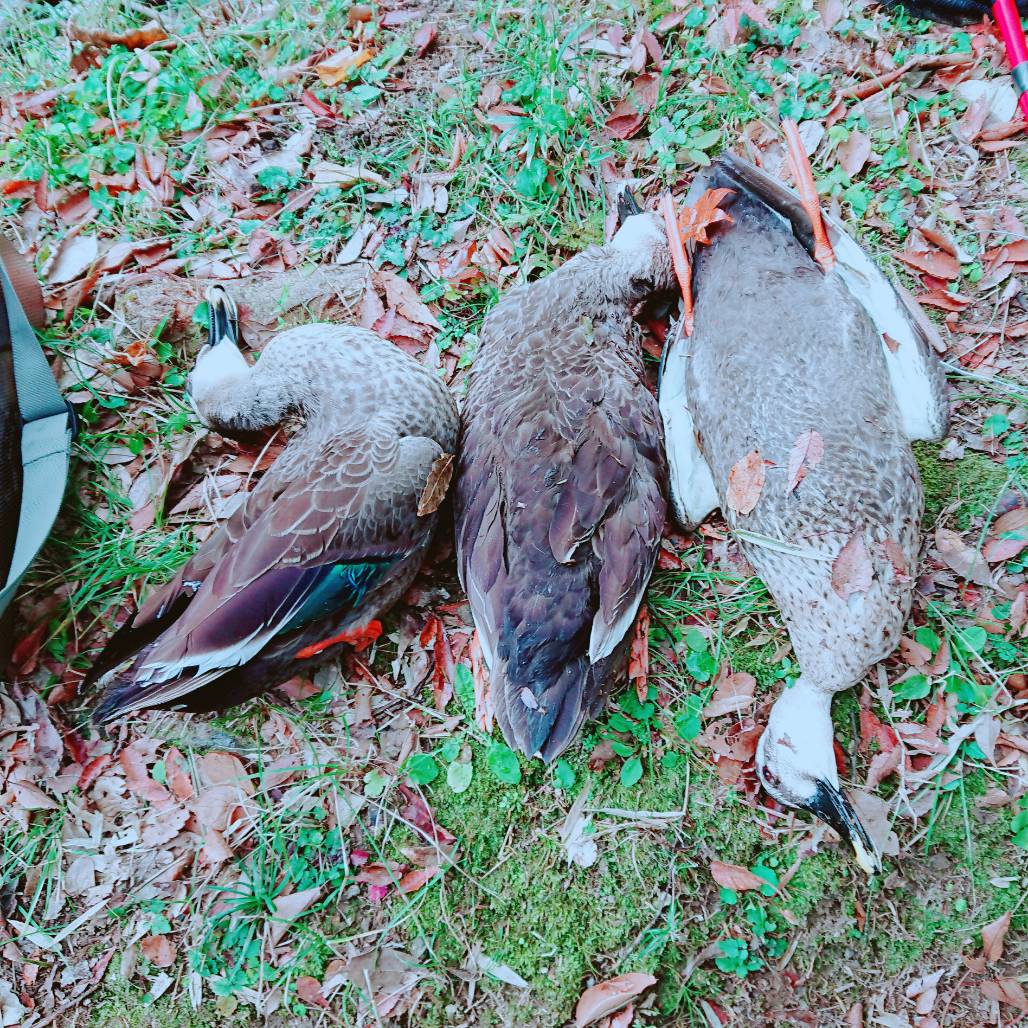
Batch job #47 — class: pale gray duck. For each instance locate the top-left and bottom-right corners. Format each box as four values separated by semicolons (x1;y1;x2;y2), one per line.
455;198;673;761
88;286;458;722
659;150;949;871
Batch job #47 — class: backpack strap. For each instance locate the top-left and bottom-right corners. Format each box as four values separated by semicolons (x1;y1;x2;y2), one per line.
0;244;75;619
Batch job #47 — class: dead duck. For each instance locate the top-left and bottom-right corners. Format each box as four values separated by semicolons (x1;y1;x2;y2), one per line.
88;285;458;723
659;132;949;871
454;196;672;761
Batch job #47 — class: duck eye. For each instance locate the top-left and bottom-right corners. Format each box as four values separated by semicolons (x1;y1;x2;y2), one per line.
630;276;653;295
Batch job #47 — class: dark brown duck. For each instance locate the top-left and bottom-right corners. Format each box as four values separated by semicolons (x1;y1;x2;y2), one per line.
455;198;673;761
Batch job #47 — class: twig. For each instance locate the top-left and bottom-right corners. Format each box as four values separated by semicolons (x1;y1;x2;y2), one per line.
838;53;974;102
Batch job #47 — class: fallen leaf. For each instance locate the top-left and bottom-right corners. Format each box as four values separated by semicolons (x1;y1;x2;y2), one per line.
702;671;756;718
269;887;322;946
981;911;1010;962
139;935;176;968
412;24;437;57
983;534;1027;563
48;234;98;284
315;47;374;87
980;978;1028;1011
786;429;824;491
296;976;328;1008
726;449;764;515
837;130;871;177
709;860;766;892
397;866;440;893
678;187;734;245
605;73;661;140
11;781;58;811
575;972;656;1027
628;605;649;703
832;531;872;600
69;21;166;51
417;453;454;516
896;249;960;280
934;528;993;587
120;742;171;804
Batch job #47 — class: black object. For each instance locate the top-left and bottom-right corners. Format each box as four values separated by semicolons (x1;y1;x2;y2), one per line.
884;0;1027;25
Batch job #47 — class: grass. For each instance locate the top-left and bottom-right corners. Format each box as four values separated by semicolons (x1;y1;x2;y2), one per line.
2;0;1027;1024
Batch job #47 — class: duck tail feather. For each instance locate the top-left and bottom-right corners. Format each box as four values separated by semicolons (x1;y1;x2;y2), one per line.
713;153;816;255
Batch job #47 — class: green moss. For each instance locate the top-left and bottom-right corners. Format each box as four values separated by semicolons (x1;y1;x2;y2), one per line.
88;975;239;1027
914;443;1009;527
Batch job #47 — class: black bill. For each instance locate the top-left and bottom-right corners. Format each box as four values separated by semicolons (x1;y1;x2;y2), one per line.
808;778;883;876
616;186;643;227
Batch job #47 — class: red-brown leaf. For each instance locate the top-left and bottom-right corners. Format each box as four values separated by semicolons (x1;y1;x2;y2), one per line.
575;973;656;1027
896;249;960;280
726;449;764;515
605;73;660;140
139;935;176;968
980;978;1028;1011
982;911;1010;962
628;606;650;704
120;743;171;804
413;24;437;57
786;429;824;491
709;860;767;892
832;531;872;600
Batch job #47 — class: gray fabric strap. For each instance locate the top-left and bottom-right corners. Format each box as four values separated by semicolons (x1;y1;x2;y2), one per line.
0;261;72;614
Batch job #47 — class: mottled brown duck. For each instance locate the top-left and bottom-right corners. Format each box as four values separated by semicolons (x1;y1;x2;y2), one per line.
659;145;948;871
89;286;458;722
455;196;673;761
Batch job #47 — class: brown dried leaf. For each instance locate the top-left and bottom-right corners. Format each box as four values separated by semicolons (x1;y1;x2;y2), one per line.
832;531;872;600
702;671;756;718
980;978;1028;1011
575;972;656;1027
139;935;176;968
69;21;166;51
709;860;767;892
315;47;373;87
726;449;764;515
417;453;454;516
605;73;661;140
786;429;824;491
628;605;650;703
981;911;1010;962
120;743;171;804
837;130;871;177
412;24;437;57
934;528;993;587
269;886;322;946
896;249;960;280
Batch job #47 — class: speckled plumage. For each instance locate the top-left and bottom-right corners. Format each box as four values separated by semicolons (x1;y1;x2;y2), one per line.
455;214;672;761
89;306;458;722
671;158;948;691
659;157;949;862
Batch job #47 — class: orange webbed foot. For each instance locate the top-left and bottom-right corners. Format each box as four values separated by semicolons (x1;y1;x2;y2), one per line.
295;619;383;659
782;118;835;272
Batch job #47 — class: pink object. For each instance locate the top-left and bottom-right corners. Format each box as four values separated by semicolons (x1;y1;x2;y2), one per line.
993;0;1028;122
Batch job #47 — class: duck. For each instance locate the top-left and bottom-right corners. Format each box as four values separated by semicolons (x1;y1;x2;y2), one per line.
658;129;949;872
454;195;672;762
87;285;458;723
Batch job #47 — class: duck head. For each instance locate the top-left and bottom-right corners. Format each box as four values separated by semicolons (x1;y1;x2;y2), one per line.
607;187;675;304
756;681;882;876
189;285;250;425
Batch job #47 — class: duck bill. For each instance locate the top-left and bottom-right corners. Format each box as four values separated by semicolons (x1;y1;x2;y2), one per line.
616;187;643;227
808;779;882;876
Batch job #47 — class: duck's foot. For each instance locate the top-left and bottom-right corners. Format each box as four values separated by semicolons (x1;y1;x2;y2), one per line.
660;191;695;336
781;118;835;273
295;619;383;660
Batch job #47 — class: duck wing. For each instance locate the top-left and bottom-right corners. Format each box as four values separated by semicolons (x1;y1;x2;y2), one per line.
92;429;448;720
716;154;949;441
456;351;666;759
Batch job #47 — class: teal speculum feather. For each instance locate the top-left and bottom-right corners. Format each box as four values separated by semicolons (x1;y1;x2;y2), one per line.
279;560;391;636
